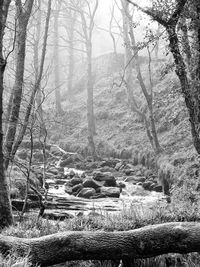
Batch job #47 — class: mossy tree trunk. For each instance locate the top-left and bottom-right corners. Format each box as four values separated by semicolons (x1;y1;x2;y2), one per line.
0;0;13;228
1;222;200;266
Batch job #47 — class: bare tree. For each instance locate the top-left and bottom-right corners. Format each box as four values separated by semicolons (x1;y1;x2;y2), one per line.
4;0;34;169
68;0;98;159
120;0;161;153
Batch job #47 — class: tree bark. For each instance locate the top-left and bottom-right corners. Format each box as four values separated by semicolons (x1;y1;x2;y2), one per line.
1;222;200;266
0;0;13;228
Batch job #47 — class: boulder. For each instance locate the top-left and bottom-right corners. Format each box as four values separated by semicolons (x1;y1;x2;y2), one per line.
69;170;75;178
142;181;154;191
85;162;98;169
93;171;117;187
60;158;73;167
115;162;123;171
72;184;83;194
64;184;72;194
69;177;83;187
124;169;135;176
117;181;126;189
48;168;58;175
124;176;145;183
77;188;96;199
100;187;120;198
82;178;101;189
152;184;162;192
98;159;117;168
81;172;86;179
98;166;114;173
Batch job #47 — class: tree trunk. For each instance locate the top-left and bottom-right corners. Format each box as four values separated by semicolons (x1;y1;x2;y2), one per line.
87;43;96;159
10;0;51;159
67;13;76;100
4;0;34;169
54;7;63;115
34;0;46;135
0;0;13;228
121;0;161;153
167;25;200;154
1;222;200;266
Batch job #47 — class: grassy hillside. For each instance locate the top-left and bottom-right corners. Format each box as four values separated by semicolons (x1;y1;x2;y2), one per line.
48;54;195;163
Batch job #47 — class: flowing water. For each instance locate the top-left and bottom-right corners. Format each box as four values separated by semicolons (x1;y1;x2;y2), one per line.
45;167;165;217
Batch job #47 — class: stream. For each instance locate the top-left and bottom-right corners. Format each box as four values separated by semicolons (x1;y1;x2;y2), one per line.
44;167;165;219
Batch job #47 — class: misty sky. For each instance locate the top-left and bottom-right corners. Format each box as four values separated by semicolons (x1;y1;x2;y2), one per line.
92;0;155;56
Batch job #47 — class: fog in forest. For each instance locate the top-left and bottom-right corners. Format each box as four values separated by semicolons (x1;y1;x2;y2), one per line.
1;1;200;266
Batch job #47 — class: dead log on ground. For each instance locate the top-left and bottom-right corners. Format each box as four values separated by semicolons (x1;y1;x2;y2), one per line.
1;222;200;266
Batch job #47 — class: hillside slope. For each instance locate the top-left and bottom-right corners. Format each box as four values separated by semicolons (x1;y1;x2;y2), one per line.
48;54;196;163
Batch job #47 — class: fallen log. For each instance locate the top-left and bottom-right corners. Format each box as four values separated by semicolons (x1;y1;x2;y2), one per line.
1;222;200;266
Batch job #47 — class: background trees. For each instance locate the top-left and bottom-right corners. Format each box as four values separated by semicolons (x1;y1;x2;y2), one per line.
127;0;200;155
1;0;200;230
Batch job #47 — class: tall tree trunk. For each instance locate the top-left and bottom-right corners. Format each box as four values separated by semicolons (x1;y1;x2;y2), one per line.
167;25;200;154
34;0;45;134
87;42;96;159
0;0;13;228
10;0;52;159
67;16;75;100
53;6;63;115
4;0;34;169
